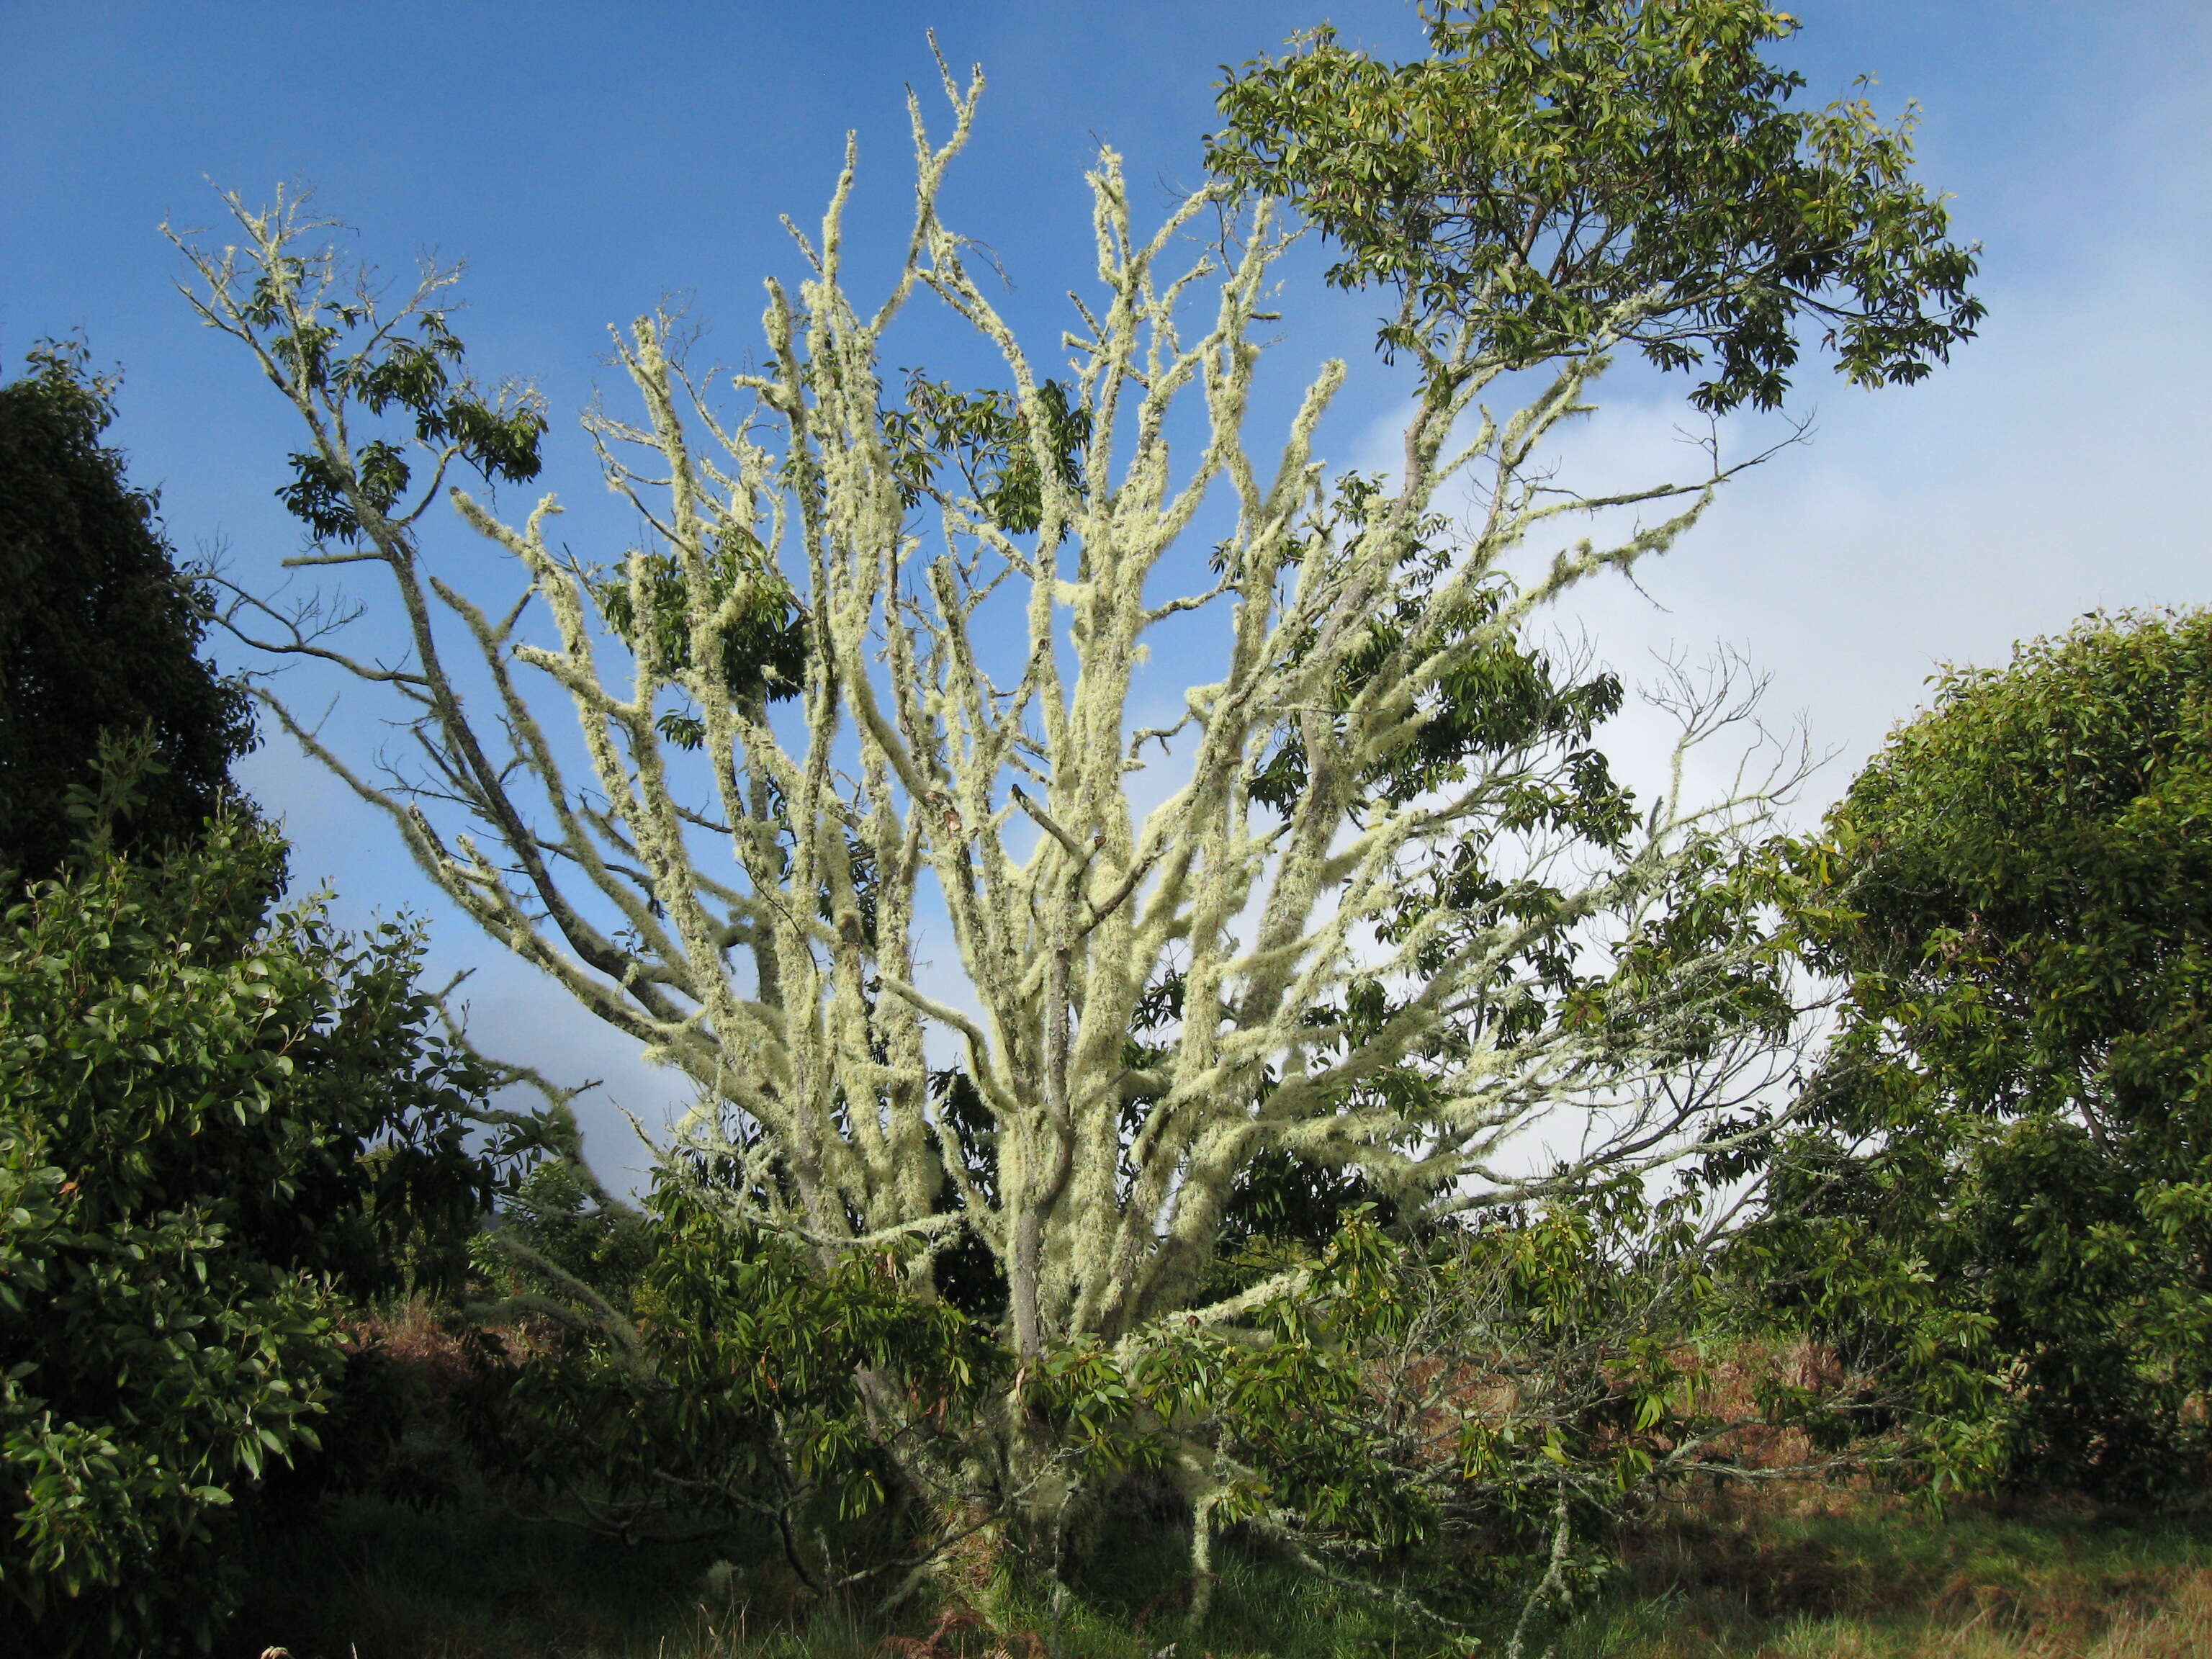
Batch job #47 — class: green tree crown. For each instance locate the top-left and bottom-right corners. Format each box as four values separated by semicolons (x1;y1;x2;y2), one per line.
0;341;257;884
1209;0;1982;410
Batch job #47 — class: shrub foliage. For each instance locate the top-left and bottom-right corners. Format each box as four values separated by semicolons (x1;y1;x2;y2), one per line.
0;819;508;1653
1766;611;2212;1501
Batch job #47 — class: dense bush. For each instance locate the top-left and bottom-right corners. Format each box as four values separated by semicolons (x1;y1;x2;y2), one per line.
0;817;511;1654
0;342;256;884
1763;610;2212;1502
464;1180;994;1575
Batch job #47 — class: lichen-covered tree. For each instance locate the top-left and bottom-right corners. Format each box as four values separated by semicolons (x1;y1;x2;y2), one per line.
173;1;1974;1571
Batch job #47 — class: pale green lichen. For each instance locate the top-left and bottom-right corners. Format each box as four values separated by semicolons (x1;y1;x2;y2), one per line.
174;67;1799;1380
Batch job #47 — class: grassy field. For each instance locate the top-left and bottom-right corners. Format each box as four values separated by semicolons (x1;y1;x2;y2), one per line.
231;1485;2212;1659
1567;1496;2212;1658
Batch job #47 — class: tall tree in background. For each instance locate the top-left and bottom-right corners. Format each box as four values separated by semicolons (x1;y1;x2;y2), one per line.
0;341;256;883
175;0;1975;1573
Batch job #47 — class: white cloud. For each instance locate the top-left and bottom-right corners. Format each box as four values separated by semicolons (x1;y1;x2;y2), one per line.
1318;256;2212;832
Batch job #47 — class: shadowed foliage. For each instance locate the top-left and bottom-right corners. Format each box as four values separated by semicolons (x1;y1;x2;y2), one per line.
0;341;256;884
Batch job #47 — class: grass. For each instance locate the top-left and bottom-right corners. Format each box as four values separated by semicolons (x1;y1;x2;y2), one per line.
1564;1491;2212;1658
233;1492;1452;1659
230;1485;2212;1659
235;1493;749;1658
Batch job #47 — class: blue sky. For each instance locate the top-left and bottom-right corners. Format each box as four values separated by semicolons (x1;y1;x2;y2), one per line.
6;1;2208;1182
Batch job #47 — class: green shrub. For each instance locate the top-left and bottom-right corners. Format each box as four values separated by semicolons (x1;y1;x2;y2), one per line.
0;819;508;1653
477;1177;1839;1645
463;1182;995;1577
1764;609;2212;1501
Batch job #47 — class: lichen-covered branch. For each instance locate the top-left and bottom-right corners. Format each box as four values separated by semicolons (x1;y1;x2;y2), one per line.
176;66;1807;1424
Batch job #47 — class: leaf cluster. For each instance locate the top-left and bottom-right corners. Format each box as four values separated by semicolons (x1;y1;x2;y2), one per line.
883;372;1092;535
1208;0;1982;409
590;527;808;737
259;282;545;544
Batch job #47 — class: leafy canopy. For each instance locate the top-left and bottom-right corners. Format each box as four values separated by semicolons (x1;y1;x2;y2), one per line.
1208;0;1982;410
1814;609;2212;1145
0;804;516;1653
1768;611;2212;1501
0;341;256;882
